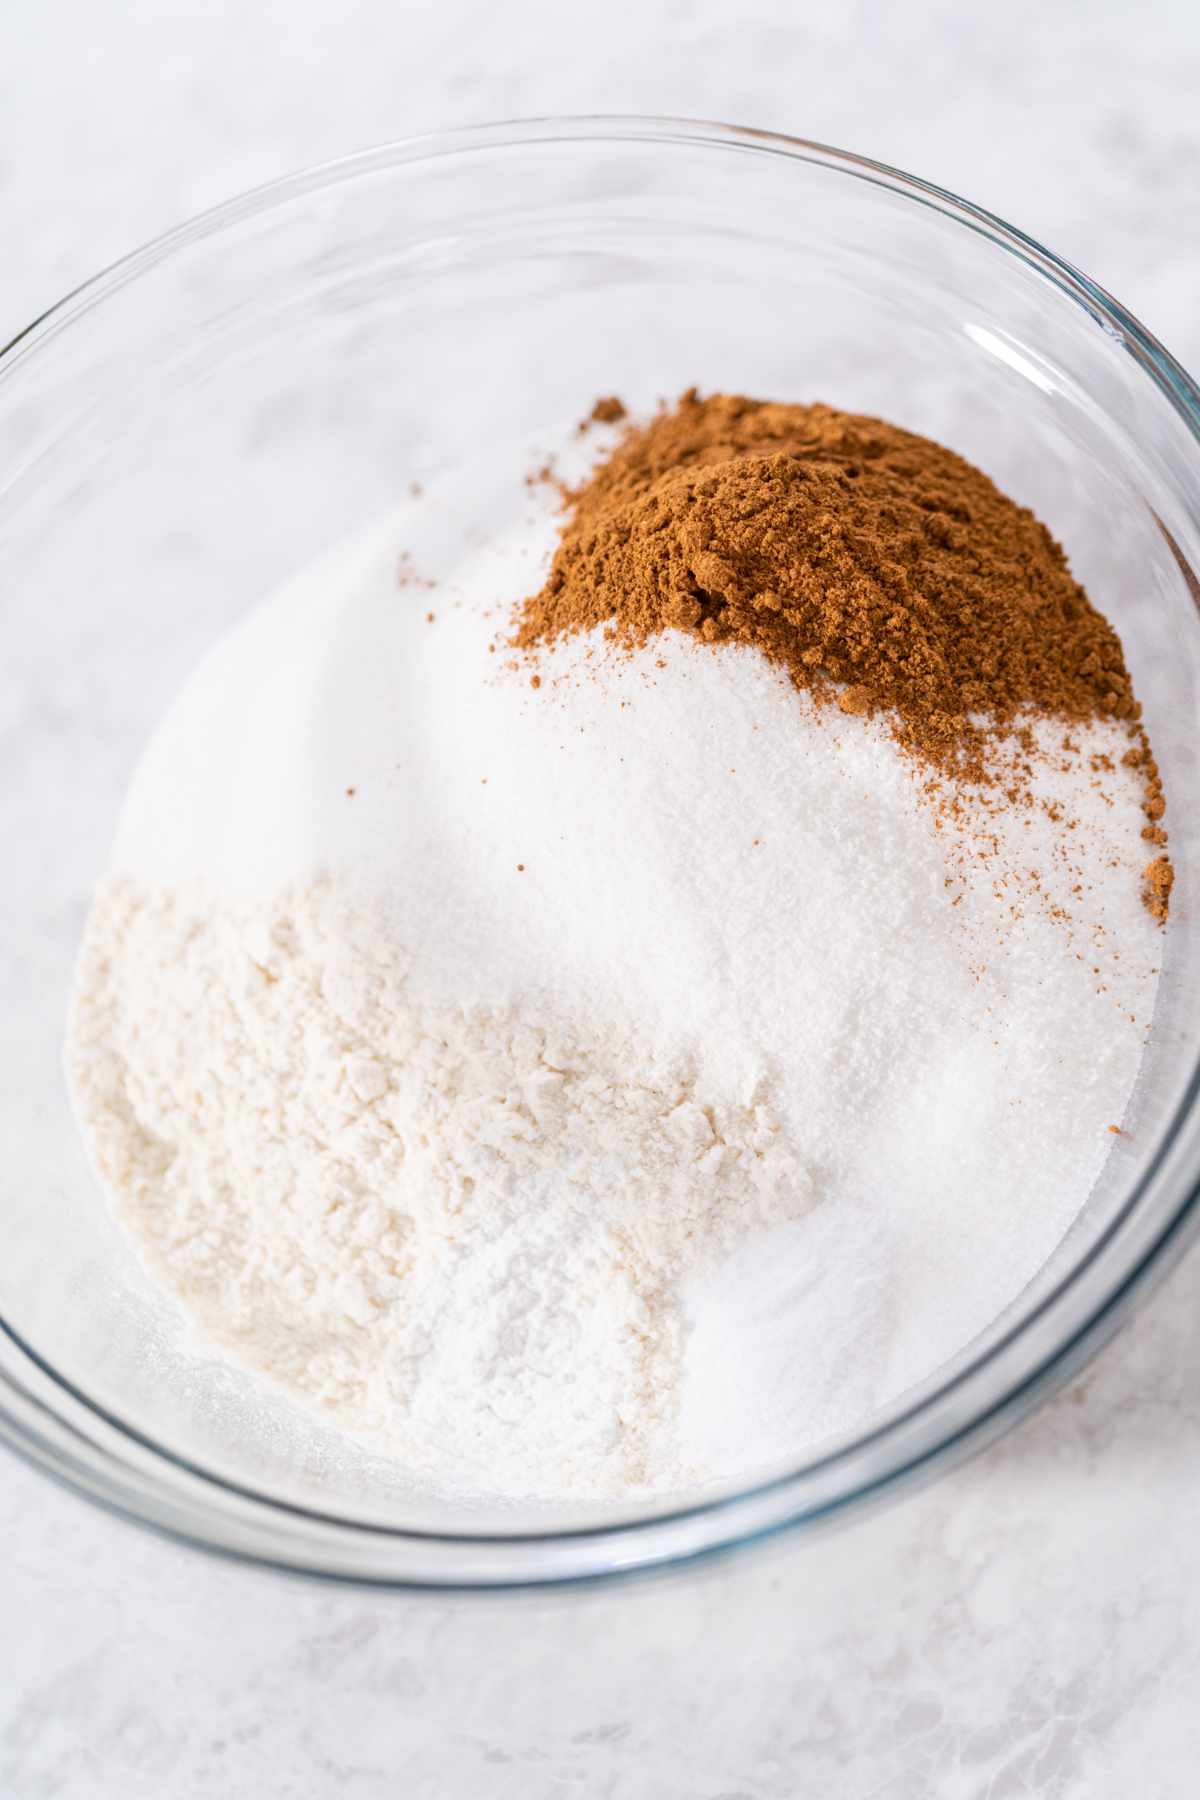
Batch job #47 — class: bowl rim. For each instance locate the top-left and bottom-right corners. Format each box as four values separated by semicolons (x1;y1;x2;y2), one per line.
3;111;1200;1589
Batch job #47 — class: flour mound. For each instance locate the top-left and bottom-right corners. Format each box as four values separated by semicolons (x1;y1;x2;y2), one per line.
68;876;814;1497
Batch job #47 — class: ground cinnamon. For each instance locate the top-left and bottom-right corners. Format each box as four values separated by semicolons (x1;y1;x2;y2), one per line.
516;390;1171;917
1143;854;1174;923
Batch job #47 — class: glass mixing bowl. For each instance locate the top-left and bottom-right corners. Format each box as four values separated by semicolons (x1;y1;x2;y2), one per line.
3;117;1200;1588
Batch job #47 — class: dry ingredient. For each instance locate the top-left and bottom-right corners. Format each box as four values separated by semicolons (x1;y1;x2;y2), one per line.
72;875;814;1494
67;400;1169;1500
519;390;1171;913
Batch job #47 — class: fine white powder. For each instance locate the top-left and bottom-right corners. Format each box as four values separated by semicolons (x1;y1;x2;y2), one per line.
67;465;1164;1500
71;876;813;1494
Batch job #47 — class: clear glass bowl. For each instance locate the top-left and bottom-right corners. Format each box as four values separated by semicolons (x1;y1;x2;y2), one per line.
3;117;1200;1588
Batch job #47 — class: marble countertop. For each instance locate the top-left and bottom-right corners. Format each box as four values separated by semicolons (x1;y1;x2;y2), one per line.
4;2;1200;1794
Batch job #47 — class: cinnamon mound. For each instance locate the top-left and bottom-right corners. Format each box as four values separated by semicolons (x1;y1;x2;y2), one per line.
516;390;1142;786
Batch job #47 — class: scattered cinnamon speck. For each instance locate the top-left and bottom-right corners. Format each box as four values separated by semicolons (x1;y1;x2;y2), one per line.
396;551;436;592
1142;854;1174;923
577;395;628;433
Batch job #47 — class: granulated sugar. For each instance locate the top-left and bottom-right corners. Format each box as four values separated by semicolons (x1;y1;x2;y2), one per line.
67;445;1164;1500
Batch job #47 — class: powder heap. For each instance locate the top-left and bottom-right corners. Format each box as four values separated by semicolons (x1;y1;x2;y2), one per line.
517;391;1170;909
71;875;816;1495
66;412;1170;1503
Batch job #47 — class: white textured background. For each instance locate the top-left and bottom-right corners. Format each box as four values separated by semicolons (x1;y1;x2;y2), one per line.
4;3;1200;1795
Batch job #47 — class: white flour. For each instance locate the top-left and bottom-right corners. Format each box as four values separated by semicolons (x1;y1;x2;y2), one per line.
71;876;812;1494
67;460;1165;1499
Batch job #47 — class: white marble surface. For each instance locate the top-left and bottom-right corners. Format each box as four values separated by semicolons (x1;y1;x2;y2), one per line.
4;2;1200;1794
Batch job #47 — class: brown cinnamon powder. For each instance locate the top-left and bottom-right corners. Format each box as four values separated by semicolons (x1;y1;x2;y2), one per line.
578;395;628;432
516;390;1171;917
1143;854;1174;923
